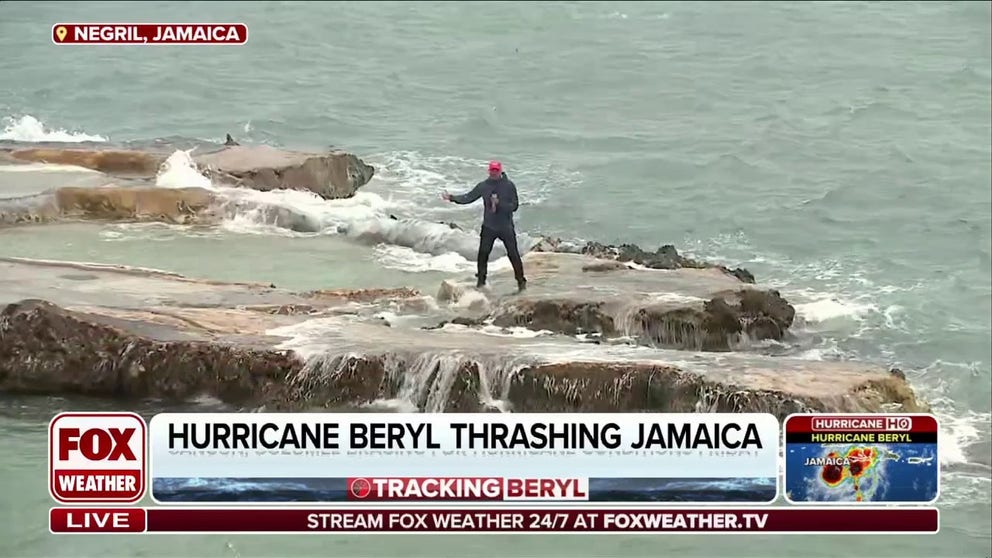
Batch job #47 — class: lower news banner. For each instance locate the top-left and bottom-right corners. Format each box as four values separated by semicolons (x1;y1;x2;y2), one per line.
783;413;940;504
49;507;940;534
149;413;779;505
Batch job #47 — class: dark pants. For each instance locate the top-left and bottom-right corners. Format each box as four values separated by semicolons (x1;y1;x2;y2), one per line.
478;225;526;285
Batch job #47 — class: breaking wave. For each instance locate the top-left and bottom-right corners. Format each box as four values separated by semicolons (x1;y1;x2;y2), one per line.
794;298;876;323
151;149;538;272
0;114;108;143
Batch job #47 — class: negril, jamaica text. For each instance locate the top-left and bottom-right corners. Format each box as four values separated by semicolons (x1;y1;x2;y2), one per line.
166;421;763;451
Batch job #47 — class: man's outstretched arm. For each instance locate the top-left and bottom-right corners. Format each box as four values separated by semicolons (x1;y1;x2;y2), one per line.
445;182;484;204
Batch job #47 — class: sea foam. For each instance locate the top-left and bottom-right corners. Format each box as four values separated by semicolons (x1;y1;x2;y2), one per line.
0;115;108;143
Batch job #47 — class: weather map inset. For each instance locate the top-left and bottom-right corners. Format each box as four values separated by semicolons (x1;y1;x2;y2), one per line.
783;414;939;504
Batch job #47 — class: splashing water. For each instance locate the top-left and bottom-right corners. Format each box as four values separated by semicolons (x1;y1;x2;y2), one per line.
794;298;877;323
147;149;517;272
0;114;108;142
286;349;537;413
155;149;215;190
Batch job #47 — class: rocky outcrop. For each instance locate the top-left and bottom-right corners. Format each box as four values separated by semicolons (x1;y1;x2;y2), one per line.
0;299;303;404
55;186;218;224
4;148;166;176
488;289;795;351
532;238;755;283
491;299;615;337
0;258;928;416
301;287;422;304
0;299;928;417
193;145;375;199
0;186;219;226
1;144;376;200
438;252;793;351
506;362;926;414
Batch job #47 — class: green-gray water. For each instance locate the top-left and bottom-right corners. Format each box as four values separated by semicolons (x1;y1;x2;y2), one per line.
1;2;990;556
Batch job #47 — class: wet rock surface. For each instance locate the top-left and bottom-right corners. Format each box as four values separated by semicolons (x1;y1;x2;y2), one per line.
0;143;376;200
0;258;928;416
2;147;166;176
532;237;755;283
193;145;374;199
438;252;793;351
0;186;220;227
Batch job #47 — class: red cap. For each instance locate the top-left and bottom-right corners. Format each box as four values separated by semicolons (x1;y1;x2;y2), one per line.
488;160;502;173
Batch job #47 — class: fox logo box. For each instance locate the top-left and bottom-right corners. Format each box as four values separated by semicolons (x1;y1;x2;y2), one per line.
49;412;147;503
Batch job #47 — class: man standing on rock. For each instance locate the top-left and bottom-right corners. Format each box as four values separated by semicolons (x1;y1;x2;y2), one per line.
442;160;527;292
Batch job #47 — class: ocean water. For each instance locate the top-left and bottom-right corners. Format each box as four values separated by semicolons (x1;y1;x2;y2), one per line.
1;1;990;557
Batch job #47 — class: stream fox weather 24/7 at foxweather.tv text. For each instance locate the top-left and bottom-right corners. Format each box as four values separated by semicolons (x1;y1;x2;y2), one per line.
46;412;940;535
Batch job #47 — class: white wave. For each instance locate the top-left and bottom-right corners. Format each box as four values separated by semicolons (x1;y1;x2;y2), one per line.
435;322;555;339
0;115;107;143
155;149;215;190
646;291;707;304
794;346;847;361
345;215;485;259
373;244;473;274
361;398;419;413
374;151;474;200
368;310;439;330
266;317;350;359
938;410;991;467
151;149;497;264
911;365;991;474
238;188;393;236
794;297;876;323
218;211;312;237
881;304;905;329
477;325;553;338
623;261;651;271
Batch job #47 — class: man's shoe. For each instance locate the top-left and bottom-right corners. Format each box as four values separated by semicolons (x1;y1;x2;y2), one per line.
476;280;486;289
517;280;527;292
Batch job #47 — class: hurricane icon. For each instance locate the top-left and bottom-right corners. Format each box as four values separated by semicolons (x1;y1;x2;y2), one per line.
350;478;372;499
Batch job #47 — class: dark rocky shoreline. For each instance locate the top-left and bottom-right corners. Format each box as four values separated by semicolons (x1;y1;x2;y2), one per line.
0;256;928;417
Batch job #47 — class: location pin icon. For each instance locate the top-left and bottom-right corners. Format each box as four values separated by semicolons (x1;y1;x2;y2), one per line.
55;26;67;42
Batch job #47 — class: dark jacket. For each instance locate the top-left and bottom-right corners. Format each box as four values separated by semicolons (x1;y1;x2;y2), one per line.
449;172;519;232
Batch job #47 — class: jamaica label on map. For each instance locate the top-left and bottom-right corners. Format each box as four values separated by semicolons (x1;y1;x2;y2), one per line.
783;414;939;504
